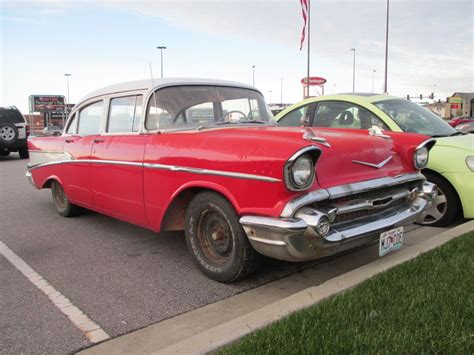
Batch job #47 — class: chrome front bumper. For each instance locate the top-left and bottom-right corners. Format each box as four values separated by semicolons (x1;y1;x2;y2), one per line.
240;174;437;262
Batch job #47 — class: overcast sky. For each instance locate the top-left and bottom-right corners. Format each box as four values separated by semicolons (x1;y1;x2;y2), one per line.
1;0;473;113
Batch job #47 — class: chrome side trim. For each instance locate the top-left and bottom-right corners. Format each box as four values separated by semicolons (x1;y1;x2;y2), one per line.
28;157;281;183
280;173;425;218
352;155;393;169
144;163;281;183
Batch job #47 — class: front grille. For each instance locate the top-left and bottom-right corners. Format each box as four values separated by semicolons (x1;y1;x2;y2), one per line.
313;180;422;226
333;197;406;224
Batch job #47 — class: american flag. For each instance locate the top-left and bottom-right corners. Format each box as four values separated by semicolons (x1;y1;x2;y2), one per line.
299;0;309;50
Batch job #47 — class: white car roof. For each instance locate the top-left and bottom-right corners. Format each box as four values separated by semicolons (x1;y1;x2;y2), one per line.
78;78;257;105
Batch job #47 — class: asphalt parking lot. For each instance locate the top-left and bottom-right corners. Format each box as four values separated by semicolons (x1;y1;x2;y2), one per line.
1;153;326;354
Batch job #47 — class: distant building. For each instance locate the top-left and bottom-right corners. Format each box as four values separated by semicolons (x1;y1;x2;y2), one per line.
448;92;473;118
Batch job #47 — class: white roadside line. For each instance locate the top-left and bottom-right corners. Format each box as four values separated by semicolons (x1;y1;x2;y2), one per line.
0;241;110;344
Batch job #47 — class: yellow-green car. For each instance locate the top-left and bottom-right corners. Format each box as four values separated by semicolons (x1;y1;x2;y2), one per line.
276;94;474;227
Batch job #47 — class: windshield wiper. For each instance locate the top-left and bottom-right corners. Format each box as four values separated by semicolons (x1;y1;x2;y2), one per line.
449;131;464;136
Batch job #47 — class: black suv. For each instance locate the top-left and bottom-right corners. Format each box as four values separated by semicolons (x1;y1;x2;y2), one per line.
0;106;29;159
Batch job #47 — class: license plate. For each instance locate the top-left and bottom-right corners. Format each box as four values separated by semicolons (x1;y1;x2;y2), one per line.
379;227;404;257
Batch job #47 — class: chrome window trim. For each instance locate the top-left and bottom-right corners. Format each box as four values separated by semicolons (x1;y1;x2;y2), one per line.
105;91;146;135
280;172;425;218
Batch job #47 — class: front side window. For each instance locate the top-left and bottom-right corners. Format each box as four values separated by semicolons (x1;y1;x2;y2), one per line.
374;99;457;137
66;113;78;134
108;96;143;133
145;86;271;130
278;105;309;127
78;101;103;136
313;101;388;130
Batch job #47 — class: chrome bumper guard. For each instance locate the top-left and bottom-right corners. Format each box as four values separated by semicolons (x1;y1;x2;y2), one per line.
240;174;437;261
25;171;38;189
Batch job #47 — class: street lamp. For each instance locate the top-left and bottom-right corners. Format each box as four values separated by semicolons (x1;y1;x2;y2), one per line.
252;65;255;86
384;0;390;93
372;69;376;93
333;84;337;94
350;48;356;93
280;77;283;105
64;73;71;128
268;90;272;104
156;46;167;78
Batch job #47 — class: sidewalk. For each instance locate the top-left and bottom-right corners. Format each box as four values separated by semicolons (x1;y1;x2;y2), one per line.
80;222;473;354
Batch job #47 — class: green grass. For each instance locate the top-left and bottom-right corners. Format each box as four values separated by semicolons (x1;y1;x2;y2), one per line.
220;232;474;354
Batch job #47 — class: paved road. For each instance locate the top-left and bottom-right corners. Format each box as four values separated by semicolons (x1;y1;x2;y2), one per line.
0;154;320;354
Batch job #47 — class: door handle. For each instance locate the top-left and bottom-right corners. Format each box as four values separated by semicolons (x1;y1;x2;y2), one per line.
93;138;105;143
65;138;75;143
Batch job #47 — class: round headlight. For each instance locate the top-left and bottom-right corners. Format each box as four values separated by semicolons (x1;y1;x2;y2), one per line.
414;146;429;169
291;154;314;189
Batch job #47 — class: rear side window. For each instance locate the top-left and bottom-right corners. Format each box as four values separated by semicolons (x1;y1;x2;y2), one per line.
78;101;103;136
0;108;25;124
107;96;143;133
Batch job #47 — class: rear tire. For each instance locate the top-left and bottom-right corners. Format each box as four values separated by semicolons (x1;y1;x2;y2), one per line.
417;173;460;227
18;147;29;159
185;191;259;283
51;181;83;217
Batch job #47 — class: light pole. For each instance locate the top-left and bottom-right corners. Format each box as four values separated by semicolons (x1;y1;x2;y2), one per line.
433;83;436;97
350;48;356;93
384;0;390;93
280;77;283;105
268;90;272;104
252;65;255;86
64;73;71;128
156;46;167;78
333;84;337;93
64;73;71;106
372;69;376;93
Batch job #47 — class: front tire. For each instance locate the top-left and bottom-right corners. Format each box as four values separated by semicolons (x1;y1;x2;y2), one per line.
185;192;259;283
18;147;29;159
51;181;83;217
418;173;460;227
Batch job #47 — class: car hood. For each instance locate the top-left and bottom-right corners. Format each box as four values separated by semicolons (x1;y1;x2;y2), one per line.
435;134;474;152
166;126;423;190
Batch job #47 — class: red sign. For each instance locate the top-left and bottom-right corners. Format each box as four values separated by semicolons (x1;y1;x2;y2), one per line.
451;104;460;109
29;95;66;112
301;76;327;86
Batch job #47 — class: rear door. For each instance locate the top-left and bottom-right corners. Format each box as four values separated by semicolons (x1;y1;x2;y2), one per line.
62;100;104;207
90;94;148;227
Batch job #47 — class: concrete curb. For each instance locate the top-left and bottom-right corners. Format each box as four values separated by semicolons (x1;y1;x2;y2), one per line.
155;220;473;354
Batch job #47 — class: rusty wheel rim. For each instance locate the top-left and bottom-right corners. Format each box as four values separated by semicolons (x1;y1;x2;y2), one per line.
53;183;68;210
196;209;233;265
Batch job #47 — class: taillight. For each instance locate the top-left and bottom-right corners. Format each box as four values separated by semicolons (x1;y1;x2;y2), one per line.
26;125;30;137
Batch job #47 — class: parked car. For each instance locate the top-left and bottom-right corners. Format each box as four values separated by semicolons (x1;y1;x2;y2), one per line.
0;106;30;158
27;79;436;282
456;121;474;134
448;116;474;127
276;94;474;227
42;125;63;136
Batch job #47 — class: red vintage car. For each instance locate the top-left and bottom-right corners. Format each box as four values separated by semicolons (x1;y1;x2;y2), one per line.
26;79;437;282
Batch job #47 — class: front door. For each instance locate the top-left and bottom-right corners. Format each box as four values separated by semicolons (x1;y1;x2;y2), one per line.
90;95;148;227
62;100;104;207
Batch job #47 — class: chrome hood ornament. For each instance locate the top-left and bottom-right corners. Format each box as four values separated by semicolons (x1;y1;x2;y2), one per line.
302;129;331;148
368;125;391;139
352;155;393;169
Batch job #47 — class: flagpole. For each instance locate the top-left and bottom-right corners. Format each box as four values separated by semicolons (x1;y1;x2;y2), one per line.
306;0;311;98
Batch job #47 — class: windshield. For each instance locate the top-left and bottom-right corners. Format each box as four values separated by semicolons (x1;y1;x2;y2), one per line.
145;85;273;130
374;99;457;137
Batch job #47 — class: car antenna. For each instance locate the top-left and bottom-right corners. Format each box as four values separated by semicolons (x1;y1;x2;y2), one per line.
149;61;160;133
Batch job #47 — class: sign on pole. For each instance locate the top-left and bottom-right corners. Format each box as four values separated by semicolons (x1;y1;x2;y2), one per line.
301;77;327;86
29;95;66;112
